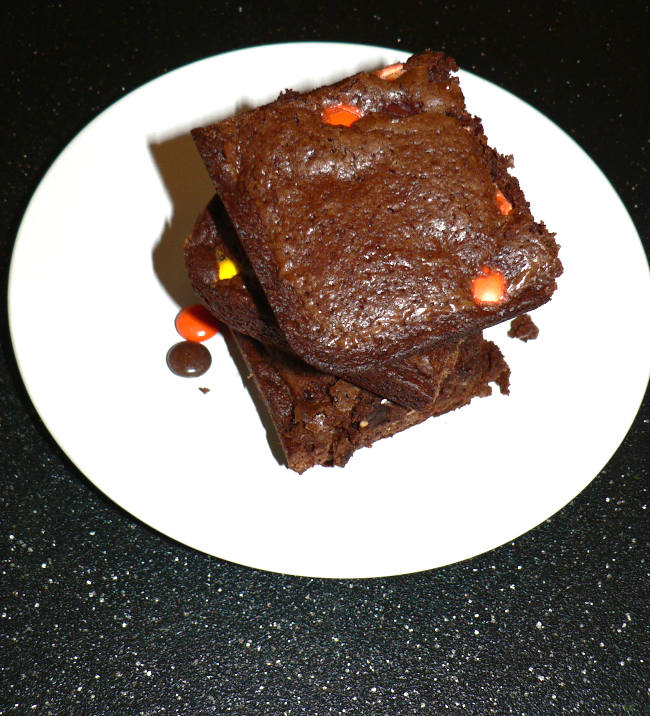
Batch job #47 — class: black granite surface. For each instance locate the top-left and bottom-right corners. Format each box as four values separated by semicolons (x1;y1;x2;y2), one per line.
2;2;648;714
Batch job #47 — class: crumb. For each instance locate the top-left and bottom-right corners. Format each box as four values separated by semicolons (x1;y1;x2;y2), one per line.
199;387;210;394
508;314;539;341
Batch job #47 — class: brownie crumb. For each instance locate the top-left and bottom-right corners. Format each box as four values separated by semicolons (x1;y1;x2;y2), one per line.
508;314;539;342
199;386;211;394
278;88;300;101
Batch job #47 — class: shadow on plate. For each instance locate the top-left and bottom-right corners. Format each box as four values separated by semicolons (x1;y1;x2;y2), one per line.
149;133;214;309
148;130;287;469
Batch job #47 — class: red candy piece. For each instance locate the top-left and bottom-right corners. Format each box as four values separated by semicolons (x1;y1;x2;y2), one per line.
322;103;364;127
175;304;220;342
472;267;506;305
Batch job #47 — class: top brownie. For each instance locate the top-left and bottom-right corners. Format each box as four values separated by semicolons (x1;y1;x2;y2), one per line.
192;51;562;373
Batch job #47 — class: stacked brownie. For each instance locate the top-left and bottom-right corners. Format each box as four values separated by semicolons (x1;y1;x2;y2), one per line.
185;51;561;472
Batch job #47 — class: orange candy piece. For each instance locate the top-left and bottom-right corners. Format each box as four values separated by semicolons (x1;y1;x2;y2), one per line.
175;304;220;342
472;267;507;305
374;63;406;80
322;103;364;127
495;189;513;216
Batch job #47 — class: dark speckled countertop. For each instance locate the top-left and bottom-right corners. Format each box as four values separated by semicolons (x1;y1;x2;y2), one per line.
1;2;648;714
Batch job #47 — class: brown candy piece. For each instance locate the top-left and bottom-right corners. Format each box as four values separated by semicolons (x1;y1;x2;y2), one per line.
167;341;212;377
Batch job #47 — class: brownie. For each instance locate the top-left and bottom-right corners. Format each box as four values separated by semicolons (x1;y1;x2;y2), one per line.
192;50;562;374
508;314;539;341
185;197;465;410
231;329;510;474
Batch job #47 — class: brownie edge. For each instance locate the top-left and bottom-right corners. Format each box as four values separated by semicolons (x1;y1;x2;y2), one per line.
230;330;510;474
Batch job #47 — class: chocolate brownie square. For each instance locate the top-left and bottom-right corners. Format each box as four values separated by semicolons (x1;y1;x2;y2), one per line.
192;51;561;374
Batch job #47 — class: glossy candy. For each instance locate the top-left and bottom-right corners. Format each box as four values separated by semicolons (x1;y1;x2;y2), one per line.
166;341;212;377
472;267;506;305
175;304;220;342
321;103;364;127
218;257;238;280
495;189;513;216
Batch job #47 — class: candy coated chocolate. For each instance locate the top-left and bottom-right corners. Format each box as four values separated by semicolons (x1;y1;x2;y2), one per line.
166;341;212;377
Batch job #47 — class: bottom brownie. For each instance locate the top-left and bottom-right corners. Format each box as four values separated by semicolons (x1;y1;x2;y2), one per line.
231;330;510;474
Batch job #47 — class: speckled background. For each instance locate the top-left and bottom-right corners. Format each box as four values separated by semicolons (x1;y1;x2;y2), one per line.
2;2;648;714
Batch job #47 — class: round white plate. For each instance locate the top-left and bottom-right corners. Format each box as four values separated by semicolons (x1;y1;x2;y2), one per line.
9;42;650;578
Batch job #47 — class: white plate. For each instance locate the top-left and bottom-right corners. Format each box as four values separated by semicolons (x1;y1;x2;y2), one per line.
9;42;650;578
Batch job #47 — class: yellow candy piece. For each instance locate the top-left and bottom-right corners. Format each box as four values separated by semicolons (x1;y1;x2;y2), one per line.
218;258;238;280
